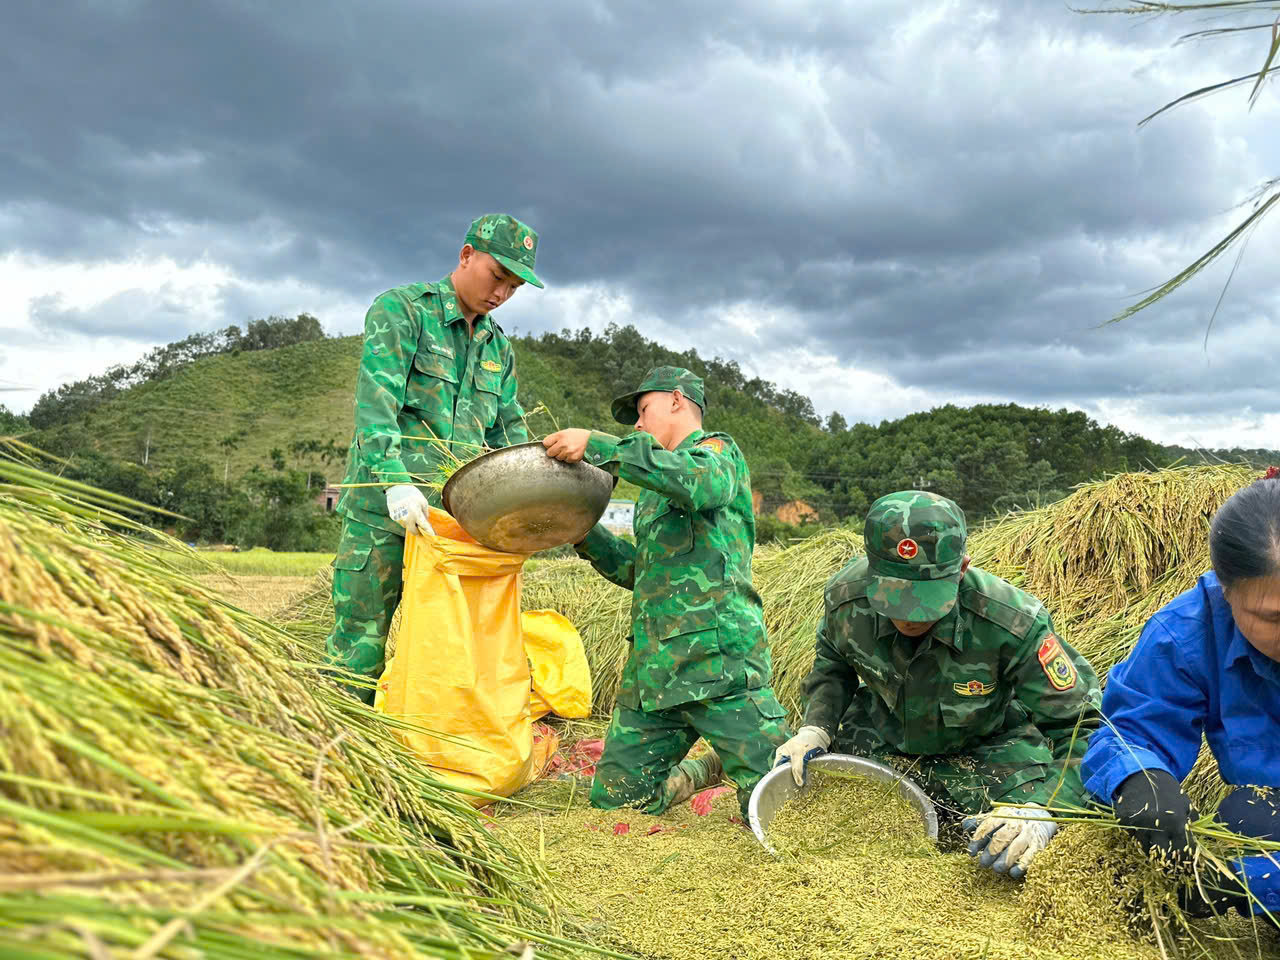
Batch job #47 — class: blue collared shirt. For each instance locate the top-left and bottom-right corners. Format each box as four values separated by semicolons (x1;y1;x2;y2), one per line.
1081;571;1280;910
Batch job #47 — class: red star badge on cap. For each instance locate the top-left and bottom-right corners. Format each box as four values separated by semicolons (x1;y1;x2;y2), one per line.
897;538;918;560
523;235;534;250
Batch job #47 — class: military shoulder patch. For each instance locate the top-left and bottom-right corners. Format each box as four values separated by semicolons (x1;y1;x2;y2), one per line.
695;437;725;454
480;360;502;373
953;679;996;697
1037;633;1077;691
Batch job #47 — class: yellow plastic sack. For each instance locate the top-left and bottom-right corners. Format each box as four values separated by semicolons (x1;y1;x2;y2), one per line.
523;609;592;721
375;508;590;802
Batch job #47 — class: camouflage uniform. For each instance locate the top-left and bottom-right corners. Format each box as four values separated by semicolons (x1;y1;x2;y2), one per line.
576;367;790;818
328;215;540;701
801;491;1102;815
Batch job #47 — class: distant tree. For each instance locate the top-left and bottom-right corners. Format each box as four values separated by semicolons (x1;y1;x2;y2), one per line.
227;465;336;551
218;430;248;485
0;403;30;434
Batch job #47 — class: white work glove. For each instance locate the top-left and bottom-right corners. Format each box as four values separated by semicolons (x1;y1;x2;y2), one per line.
772;725;831;787
964;803;1058;879
385;484;434;537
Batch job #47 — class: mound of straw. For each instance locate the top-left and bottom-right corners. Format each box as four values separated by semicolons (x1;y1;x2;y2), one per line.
0;442;607;959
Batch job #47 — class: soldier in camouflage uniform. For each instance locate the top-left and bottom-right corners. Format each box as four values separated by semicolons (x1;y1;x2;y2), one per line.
328;214;541;703
776;491;1102;878
542;367;791;819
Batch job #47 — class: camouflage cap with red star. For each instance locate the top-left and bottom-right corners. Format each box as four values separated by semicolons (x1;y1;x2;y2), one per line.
864;490;968;623
464;214;543;288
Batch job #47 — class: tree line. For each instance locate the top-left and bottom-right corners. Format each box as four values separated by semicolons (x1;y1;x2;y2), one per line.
5;319;1276;549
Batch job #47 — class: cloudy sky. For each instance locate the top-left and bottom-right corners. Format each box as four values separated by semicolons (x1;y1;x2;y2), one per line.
3;0;1278;447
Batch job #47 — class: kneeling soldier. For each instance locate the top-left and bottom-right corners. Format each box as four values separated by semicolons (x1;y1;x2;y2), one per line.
542;366;790;819
775;491;1101;877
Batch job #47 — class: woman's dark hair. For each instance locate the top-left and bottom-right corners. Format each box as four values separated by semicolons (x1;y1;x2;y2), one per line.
1209;474;1280;590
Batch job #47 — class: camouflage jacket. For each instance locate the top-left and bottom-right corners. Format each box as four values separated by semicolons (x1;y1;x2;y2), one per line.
802;561;1102;806
335;277;528;533
575;429;773;712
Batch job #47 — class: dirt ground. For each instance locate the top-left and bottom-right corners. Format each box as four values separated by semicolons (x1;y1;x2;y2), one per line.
196;574;312;620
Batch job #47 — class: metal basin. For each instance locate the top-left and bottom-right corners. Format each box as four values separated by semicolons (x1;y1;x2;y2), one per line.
441;442;614;554
748;753;938;858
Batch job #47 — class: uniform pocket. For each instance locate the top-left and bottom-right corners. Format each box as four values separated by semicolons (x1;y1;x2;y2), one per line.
637;623;723;693
471;370;501;428
940;692;1003;738
640;501;694;558
404;349;459;413
333;542;372;573
746;687;788;720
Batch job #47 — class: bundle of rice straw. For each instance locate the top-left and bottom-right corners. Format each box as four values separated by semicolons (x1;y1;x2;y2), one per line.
0;440;611;960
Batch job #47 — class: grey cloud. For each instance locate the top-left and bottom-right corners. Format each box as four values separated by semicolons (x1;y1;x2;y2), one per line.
2;0;1278;435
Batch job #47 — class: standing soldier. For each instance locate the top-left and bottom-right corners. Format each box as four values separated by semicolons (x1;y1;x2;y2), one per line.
775;491;1102;878
329;214;542;703
542;367;790;818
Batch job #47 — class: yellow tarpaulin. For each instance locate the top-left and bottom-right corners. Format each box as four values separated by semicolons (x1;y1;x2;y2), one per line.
375;508;591;802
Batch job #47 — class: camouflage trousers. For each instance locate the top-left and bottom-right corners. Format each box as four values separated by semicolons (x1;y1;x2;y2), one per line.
590;687;792;820
326;516;405;704
833;710;1069;817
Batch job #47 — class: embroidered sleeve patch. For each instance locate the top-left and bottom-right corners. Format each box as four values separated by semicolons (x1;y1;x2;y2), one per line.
1037;634;1077;691
695;437;725;454
953;679;996;697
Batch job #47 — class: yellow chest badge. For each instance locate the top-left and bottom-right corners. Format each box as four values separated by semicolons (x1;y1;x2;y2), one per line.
480;360;502;373
953;679;996;697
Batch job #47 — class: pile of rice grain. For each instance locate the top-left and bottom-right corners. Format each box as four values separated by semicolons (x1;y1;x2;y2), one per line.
496;785;1270;960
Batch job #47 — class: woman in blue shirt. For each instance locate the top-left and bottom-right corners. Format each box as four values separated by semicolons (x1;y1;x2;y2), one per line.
1082;470;1280;918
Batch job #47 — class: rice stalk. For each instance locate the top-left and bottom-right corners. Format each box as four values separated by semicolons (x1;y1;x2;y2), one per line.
0;446;606;958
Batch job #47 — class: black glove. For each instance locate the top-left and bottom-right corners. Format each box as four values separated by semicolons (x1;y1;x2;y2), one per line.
1113;769;1193;861
1178;867;1252;918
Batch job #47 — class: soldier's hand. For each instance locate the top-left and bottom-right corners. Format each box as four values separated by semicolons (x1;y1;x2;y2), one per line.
386;484;434;537
773;726;831;787
543;429;591;463
965;803;1057;879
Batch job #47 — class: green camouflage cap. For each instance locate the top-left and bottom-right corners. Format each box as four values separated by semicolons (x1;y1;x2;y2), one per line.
610;366;706;425
464;214;544;288
864;490;968;623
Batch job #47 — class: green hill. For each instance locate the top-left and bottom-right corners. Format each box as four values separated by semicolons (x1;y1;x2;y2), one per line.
30;329;825;489
25;323;1280;541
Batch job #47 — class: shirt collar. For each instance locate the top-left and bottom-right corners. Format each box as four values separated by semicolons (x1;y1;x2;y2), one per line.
675;428;705;451
873;605;963;651
1227;621;1280;685
929;606;963;651
437;276;488;330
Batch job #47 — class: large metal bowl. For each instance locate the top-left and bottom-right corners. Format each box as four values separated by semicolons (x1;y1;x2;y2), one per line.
748;753;938;858
441;441;615;554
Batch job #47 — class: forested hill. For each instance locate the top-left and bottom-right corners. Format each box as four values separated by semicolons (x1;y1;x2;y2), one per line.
20;320;1278;528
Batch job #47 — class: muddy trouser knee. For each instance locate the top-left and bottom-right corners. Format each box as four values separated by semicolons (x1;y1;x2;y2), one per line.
833;710;1053;818
589;687;792;819
326;516;405;704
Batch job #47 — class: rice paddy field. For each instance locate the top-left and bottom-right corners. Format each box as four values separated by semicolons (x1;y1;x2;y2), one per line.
179;549;335;578
6;440;1280;960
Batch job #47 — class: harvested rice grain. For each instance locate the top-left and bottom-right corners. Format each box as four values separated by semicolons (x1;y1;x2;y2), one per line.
767;771;931;859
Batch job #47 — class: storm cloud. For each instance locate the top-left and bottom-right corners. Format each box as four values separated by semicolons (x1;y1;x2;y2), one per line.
1;0;1277;444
